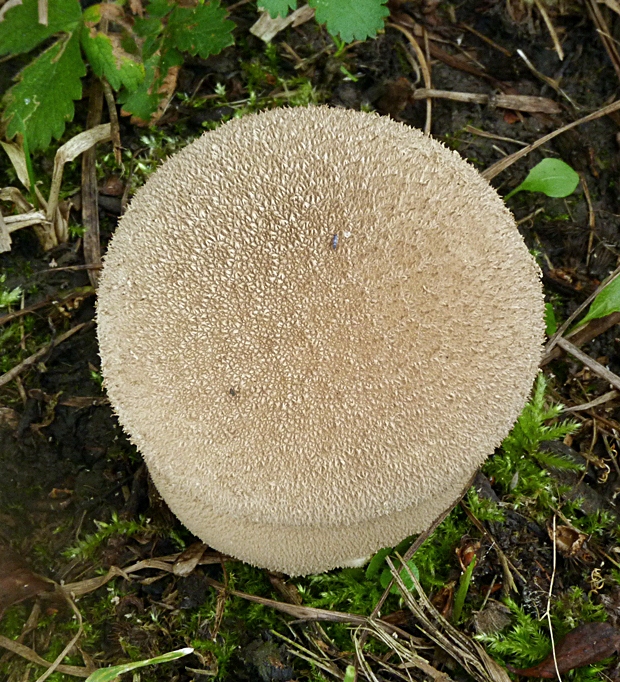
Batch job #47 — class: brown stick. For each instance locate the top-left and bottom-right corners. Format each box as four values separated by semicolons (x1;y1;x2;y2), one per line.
412;89;561;114
0;323;89;388
556;336;620;391
542;312;620;366
82;81;104;288
482;99;620;181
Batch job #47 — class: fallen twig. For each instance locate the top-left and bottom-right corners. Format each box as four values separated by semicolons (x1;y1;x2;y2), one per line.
0;322;89;389
556;337;620;391
544;264;620;357
413;89;561;114
82;81;105;288
482;99;620;180
0;287;95;327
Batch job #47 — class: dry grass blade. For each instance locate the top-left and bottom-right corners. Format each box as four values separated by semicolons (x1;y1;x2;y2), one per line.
0;636;89;678
34;591;85;682
532;0;564;61
386;557;511;682
585;0;620;81
0;209;9;253
47;123;112;232
358;621;454;681
545;264;620;356
482;99;620;180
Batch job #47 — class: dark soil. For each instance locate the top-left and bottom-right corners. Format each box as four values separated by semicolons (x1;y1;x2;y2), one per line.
1;0;620;680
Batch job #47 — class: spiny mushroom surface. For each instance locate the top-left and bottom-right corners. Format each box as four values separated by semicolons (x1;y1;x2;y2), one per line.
97;106;544;576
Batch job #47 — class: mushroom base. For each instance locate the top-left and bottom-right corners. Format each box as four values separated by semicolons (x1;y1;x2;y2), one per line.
148;462;475;576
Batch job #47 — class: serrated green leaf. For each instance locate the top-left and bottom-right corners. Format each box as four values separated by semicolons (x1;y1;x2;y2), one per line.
167;1;235;59
309;0;389;42
118;54;161;120
576;275;620;329
0;0;81;56
146;0;174;18
505;158;580;200
81;26;145;91
85;647;193;682
2;32;85;151
259;0;298;18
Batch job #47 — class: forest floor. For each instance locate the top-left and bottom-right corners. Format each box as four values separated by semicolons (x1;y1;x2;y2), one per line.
1;0;620;680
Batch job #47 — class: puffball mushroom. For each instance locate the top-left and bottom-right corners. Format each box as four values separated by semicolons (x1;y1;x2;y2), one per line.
97;106;544;576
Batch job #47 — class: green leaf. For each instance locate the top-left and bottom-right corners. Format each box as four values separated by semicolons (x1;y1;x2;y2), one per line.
0;0;81;56
167;1;235;59
308;0;389;42
259;0;298;18
576;275;620;329
146;0;174;19
505;158;580;200
544;302;557;336
2;32;85;151
0;285;22;309
85;647;193;682
380;559;419;594
118;54;162;120
365;547;391;580
81;9;145;91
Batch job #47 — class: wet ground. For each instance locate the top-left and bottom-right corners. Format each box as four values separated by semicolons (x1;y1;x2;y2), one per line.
1;0;620;679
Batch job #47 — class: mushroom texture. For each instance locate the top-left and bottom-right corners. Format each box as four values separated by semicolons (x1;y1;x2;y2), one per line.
97;106;544;576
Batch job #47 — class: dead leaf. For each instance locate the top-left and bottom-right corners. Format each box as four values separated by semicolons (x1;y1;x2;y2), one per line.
548;524;586;557
474;600;512;635
100;175;124;196
0;545;54;618
173;542;207;577
510;622;620;677
0;407;20;430
250;4;314;42
129;0;144;16
456;538;480;570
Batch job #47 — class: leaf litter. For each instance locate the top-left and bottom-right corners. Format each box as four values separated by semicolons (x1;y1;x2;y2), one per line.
1;0;620;679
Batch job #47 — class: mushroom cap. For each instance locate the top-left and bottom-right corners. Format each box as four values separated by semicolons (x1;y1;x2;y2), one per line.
97;106;544;576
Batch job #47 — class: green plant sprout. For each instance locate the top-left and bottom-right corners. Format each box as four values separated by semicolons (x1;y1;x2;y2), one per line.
62;512;154;561
85;647;193;682
504;158;580;200
0;275;22;309
452;556;476;623
343;665;356;682
544;301;558;336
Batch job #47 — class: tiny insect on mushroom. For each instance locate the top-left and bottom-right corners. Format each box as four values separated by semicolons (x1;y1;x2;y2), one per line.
97;106;544;576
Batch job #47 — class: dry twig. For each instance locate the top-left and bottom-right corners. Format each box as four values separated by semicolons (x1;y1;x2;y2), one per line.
482;99;620;181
